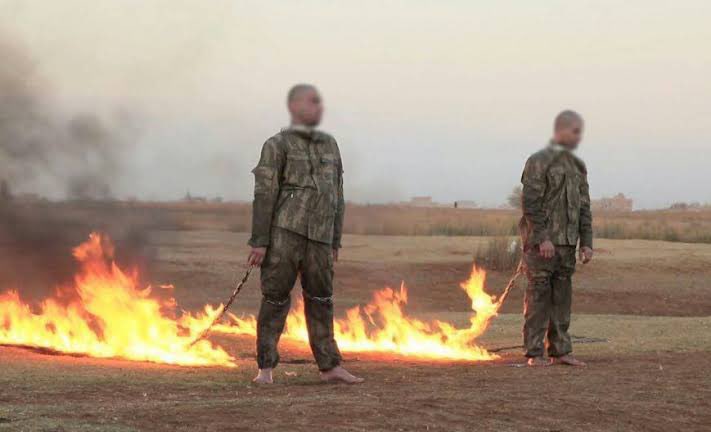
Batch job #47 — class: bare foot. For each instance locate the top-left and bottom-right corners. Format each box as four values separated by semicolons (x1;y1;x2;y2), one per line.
526;356;549;367
551;355;587;367
320;366;364;384
253;368;274;384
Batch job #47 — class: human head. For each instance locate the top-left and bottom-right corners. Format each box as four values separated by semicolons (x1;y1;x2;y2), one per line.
553;110;584;150
287;84;323;127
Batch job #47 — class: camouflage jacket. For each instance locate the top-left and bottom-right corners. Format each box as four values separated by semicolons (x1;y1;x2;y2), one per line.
519;142;593;249
249;126;345;248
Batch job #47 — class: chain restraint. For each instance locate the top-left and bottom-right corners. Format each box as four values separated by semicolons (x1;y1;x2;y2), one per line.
189;267;253;346
188;257;523;347
495;259;525;310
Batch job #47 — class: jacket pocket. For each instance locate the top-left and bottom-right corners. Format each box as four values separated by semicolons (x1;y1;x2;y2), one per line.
547;168;566;193
284;153;311;186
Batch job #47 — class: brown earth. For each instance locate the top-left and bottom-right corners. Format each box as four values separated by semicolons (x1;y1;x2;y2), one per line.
1;231;710;431
1;345;710;432
153;232;711;318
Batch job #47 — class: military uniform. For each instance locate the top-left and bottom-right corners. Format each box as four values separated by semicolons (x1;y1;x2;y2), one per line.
249;125;344;371
519;141;593;358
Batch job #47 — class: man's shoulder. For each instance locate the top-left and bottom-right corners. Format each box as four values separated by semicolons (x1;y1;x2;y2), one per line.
569;153;588;174
314;130;338;144
269;127;339;152
262;131;289;148
274;128;337;143
314;130;341;156
526;147;556;166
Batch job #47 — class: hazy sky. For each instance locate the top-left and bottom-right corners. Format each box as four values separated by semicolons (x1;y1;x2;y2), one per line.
1;0;709;208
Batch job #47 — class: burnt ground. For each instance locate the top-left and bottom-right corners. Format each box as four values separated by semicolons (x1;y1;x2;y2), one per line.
1;346;710;432
1;232;711;431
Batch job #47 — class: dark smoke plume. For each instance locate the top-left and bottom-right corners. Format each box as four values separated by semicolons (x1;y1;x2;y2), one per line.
0;36;151;300
0;36;132;200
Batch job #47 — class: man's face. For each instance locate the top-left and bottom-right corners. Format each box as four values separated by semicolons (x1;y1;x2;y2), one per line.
556;120;584;150
289;88;323;127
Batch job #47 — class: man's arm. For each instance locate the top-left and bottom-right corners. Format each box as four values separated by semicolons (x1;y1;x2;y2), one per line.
248;136;284;253
521;155;550;249
578;165;594;263
332;153;345;258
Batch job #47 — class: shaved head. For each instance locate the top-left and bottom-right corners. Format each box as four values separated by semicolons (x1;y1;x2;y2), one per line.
552;109;585;150
287;84;323;127
287;84;317;104
554;110;583;131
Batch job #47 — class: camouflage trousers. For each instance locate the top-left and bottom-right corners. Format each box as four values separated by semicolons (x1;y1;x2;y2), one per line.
257;227;342;371
522;245;576;358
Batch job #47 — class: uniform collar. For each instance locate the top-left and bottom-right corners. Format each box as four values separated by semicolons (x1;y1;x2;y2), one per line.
548;139;571;153
283;124;328;143
283;124;316;136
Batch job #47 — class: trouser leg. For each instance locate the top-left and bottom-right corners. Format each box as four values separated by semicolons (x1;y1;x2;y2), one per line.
256;228;302;369
547;247;576;357
523;246;555;358
300;239;342;371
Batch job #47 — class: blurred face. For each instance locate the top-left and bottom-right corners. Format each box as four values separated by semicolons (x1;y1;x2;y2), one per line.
554;120;584;150
288;88;323;127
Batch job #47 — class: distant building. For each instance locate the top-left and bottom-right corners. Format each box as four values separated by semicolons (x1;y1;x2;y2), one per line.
454;200;478;209
669;202;706;211
592;193;633;212
408;196;435;207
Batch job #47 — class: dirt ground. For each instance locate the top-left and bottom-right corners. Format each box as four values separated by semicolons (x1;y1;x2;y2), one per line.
2;231;711;431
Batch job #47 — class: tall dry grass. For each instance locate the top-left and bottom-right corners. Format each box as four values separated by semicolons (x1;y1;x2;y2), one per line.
15;201;711;244
342;205;711;244
342;205;519;236
593;210;711;243
473;236;522;271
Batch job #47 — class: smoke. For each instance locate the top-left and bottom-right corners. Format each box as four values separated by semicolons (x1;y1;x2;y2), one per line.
0;36;152;300
0;199;158;303
0;36;136;200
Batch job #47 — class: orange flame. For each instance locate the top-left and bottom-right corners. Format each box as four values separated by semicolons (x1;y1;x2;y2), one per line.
1;233;504;366
215;265;501;361
0;233;235;367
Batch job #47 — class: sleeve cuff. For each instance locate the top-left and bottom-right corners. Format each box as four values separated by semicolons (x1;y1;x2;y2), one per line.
579;237;593;249
531;231;549;246
248;236;270;248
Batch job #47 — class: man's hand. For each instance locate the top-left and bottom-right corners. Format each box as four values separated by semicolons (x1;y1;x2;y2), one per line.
332;248;339;263
539;240;555;259
248;247;267;267
579;246;593;264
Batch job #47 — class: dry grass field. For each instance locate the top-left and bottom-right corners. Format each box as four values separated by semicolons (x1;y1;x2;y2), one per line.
1;202;711;431
7;200;711;243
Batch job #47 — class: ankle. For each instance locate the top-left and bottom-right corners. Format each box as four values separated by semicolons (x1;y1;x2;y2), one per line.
319;365;342;374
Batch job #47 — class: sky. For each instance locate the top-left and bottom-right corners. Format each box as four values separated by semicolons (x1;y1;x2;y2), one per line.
0;0;709;208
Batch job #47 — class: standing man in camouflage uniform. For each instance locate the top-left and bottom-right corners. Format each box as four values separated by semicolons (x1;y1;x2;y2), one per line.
519;110;594;367
247;84;363;384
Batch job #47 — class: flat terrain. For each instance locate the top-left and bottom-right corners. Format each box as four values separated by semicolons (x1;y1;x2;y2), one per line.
156;232;711;317
2;231;711;431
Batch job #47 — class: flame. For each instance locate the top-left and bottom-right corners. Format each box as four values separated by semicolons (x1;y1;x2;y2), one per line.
216;265;501;361
0;233;235;367
1;233;504;366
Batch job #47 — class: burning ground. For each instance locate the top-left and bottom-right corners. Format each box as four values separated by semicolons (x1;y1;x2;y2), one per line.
1;230;710;431
1;232;504;366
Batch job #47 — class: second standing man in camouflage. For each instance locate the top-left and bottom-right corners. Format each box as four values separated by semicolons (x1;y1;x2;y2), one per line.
247;84;363;384
518;110;594;367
